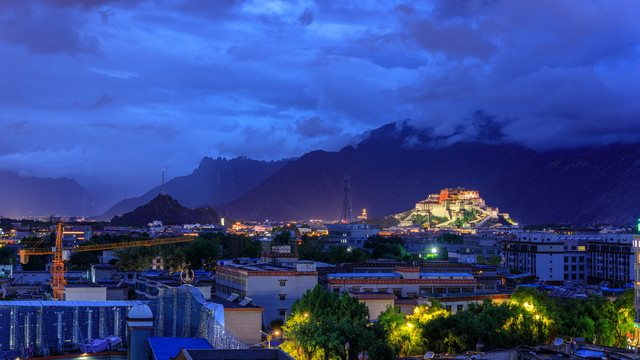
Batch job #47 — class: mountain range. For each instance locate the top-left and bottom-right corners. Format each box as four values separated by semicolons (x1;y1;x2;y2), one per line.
3;121;640;226
220;122;640;226
95;156;286;220
0;170;103;219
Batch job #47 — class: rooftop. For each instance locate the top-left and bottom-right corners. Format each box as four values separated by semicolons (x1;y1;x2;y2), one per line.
149;337;213;360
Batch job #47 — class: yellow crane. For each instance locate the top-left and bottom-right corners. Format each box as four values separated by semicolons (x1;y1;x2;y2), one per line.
18;223;197;301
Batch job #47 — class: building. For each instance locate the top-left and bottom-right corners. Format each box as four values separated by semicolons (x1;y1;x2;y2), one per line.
587;232;634;285
325;223;379;246
326;266;476;298
502;232;564;284
215;258;318;327
60;225;92;247
212;296;264;345
349;292;396;320
419;292;511;313
503;231;634;285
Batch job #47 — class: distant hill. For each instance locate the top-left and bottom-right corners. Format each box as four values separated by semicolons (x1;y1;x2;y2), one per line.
0;170;103;219
97;156;287;220
219;121;640;226
110;194;220;226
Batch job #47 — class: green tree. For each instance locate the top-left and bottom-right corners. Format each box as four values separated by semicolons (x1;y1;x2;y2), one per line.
183;237;221;269
68;251;100;270
0;246;16;264
281;285;394;360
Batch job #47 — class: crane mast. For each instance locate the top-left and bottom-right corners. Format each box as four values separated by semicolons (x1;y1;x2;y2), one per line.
18;223;197;301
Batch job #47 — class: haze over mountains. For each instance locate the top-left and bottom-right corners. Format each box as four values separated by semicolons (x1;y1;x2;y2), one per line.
0;170;103;219
3;121;640;226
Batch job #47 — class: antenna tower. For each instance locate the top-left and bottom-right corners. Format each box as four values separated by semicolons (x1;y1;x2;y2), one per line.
162;169;165;195
340;174;353;223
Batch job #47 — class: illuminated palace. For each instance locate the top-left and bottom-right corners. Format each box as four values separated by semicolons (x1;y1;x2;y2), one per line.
415;188;488;217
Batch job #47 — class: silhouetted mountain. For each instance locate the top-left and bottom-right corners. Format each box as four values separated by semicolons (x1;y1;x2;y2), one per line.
97;156;287;220
0;170;103;219
220;121;640;226
110;194;220;226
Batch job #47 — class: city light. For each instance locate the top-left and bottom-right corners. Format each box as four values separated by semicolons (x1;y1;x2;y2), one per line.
431;247;437;254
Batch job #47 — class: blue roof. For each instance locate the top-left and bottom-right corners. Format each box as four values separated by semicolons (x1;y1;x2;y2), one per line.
601;287;625;292
576;349;603;358
420;273;473;277
328;272;400;278
148;337;213;360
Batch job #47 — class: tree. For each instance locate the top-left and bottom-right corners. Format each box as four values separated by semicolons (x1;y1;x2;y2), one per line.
68;251;99;270
477;255;501;266
0;246;16;264
281;285;394;360
183;237;221;270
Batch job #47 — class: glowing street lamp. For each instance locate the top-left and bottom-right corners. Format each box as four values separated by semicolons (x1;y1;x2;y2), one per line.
261;330;280;349
431;247;438;254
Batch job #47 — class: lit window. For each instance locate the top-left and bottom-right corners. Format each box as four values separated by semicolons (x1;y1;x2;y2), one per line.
279;281;286;287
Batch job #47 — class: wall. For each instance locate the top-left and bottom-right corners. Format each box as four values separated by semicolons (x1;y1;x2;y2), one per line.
224;309;263;345
65;287;107;301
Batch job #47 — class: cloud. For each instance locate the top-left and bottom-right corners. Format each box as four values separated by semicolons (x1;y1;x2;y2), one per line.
1;0;640;203
295;117;341;138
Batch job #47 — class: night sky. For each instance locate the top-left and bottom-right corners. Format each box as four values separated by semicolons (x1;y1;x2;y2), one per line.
1;0;639;201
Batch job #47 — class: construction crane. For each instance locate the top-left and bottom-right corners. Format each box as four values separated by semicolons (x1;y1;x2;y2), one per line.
18;223;197;301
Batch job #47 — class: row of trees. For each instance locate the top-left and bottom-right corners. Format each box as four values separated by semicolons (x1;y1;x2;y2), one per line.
112;232;261;271
282;286;635;360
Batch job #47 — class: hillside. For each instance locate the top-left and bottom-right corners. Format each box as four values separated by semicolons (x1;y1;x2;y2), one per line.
110;194;221;226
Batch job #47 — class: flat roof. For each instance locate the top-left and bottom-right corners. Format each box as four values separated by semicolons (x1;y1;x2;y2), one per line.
149;337;213;360
327;273;400;278
420;273;473;277
0;300;144;307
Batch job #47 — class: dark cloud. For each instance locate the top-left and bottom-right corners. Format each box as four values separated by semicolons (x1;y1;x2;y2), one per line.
411;19;497;60
89;94;115;109
297;8;313;26
0;1;100;55
295;117;341;138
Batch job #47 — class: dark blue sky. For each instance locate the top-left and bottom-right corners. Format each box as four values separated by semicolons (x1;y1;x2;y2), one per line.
1;0;639;201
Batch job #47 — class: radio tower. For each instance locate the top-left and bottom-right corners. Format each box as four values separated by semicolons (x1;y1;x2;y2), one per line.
161;169;166;195
340;174;353;224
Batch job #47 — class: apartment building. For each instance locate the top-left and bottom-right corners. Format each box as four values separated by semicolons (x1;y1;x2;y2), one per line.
215;259;318;327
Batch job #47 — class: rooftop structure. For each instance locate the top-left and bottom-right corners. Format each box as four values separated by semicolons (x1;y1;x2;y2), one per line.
0;286;246;355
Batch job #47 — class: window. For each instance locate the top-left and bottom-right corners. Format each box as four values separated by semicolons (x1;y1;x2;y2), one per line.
279;309;287;316
446;305;452;312
572;257;576;263
457;304;464;312
279;294;286;301
279;281;286;287
564;265;568;271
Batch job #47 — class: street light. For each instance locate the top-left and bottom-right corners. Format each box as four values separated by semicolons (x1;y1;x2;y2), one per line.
261;330;280;349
